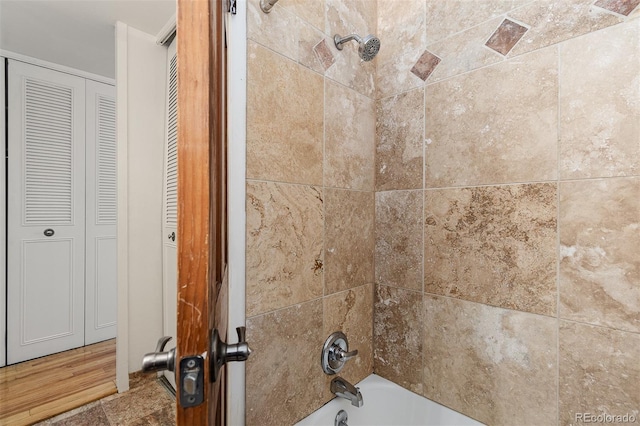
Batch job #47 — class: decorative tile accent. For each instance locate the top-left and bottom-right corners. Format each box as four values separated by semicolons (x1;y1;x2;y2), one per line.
423;295;558;426
559;19;640;179
594;0;640;16
377;0;426;98
485;18;528;56
410;50;441;81
425;47;558;187
324;189;375;295
375;190;423;291
246;300;325;426
507;0;623;57
374;285;423;395
559;177;640;333
425;17;504;83
312;39;335;71
424;184;558;316
299;25;330;74
324;80;375;190
376;88;424;191
246;181;323;317
425;0;531;44
247;41;324;185
559;321;640;425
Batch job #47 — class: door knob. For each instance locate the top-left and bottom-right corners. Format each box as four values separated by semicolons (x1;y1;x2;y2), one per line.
142;336;176;373
210;326;252;382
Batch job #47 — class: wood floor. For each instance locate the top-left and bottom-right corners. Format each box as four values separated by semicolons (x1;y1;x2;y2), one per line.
0;339;117;426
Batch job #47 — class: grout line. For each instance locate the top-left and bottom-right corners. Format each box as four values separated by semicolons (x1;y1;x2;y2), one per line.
556;42;562;426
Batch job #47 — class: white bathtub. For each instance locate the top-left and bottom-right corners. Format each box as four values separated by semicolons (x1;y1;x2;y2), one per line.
296;374;483;426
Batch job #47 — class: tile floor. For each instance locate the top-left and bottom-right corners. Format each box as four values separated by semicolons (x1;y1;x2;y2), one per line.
36;373;175;425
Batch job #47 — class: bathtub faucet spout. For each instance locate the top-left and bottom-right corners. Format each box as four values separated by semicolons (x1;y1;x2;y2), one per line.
331;376;364;408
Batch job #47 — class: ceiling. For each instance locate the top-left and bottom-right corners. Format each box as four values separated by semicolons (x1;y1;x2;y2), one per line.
0;0;176;79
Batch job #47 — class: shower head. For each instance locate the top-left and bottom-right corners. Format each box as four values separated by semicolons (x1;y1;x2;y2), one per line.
334;33;381;62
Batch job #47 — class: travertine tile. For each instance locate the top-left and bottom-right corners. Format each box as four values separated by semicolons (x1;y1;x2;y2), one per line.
279;0;325;30
508;0;623;57
376;0;426;98
47;404;110;426
299;24;331;74
325;0;377;98
559;19;640;179
323;283;374;398
559;321;640;425
424;184;557;316
559;178;640;333
594;0;640;16
325;80;375;191
247;41;324;185
373;285;423;394
375;190;423;291
248;0;299;62
128;405;175;426
426;17;504;83
485;18;529;56
376;88;424;191
425;47;558;187
325;0;377;43
423;295;557;426
101;381;173;425
246;181;323;317
425;0;531;43
325;189;374;295
246;300;325;426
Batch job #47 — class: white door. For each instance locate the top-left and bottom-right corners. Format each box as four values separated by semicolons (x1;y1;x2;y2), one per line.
1;58;7;367
7;60;86;364
161;39;178;388
85;80;117;345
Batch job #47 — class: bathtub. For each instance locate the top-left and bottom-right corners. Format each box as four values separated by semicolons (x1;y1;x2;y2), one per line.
296;374;483;426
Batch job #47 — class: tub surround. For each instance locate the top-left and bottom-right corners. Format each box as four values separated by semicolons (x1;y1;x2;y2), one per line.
245;0;640;425
374;1;639;425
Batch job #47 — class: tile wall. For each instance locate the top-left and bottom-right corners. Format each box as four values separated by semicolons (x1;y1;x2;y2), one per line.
244;0;376;424
374;1;639;425
244;0;639;424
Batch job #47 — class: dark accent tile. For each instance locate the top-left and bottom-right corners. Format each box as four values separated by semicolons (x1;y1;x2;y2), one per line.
410;50;441;81
594;0;640;15
313;39;335;71
485;18;528;56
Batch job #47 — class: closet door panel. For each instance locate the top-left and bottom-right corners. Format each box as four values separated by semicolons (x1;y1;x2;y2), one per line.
85;80;117;345
161;40;177;389
7;60;86;364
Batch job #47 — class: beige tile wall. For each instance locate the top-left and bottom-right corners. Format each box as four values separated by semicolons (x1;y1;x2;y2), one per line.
374;1;639;426
244;0;639;424
245;0;376;424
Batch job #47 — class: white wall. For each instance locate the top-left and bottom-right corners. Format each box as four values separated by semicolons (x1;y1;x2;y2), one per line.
116;23;167;389
0;58;6;368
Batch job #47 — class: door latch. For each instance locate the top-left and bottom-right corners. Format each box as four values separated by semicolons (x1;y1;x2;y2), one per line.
179;356;205;408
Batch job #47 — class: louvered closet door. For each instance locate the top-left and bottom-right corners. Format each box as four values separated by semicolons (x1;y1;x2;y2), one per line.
161;39;178;389
7;60;86;364
85;80;116;345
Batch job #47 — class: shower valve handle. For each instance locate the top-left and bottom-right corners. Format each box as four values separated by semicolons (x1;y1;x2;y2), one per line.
334;347;359;362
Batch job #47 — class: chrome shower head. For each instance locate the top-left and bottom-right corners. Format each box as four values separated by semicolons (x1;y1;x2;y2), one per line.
334;33;381;61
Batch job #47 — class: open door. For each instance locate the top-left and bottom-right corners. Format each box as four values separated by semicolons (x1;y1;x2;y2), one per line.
176;0;235;423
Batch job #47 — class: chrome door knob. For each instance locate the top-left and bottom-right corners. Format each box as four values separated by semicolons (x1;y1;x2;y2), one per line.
210;326;252;382
142;336;176;373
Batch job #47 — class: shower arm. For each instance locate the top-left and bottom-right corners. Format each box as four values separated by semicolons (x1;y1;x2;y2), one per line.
260;0;279;13
334;34;363;50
